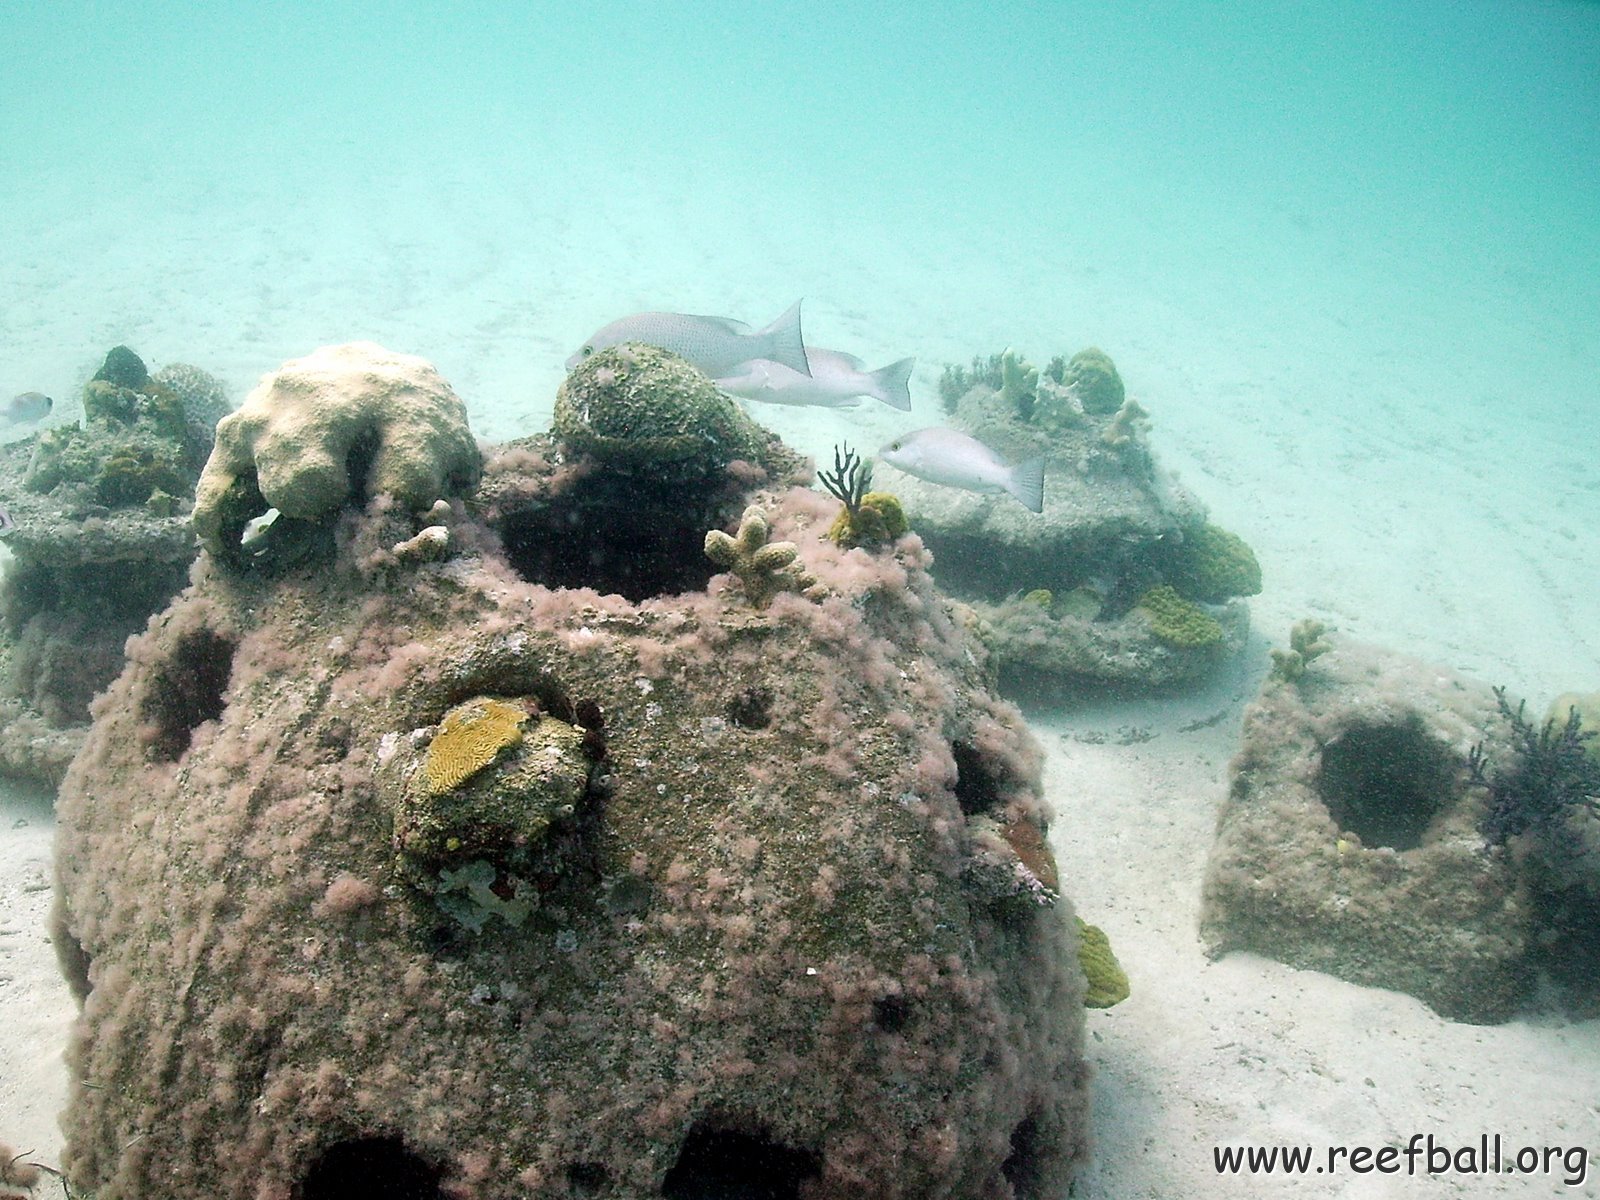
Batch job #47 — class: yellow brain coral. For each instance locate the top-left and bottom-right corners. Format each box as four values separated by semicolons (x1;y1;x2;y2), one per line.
423;697;527;795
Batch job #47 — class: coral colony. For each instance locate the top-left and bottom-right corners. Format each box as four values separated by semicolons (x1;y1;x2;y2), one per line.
42;342;1091;1198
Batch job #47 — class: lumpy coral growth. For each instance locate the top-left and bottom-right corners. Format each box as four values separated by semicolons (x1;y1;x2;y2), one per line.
1136;584;1224;649
1076;919;1130;1009
192;341;482;561
1054;347;1125;416
554;343;767;472
1167;522;1262;603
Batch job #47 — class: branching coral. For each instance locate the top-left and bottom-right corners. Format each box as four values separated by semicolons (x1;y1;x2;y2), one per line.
1100;397;1151;450
997;349;1039;420
705;505;821;609
1269;618;1332;683
1470;687;1600;852
817;442;872;513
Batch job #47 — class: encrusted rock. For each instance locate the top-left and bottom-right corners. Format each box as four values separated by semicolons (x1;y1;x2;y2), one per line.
52;355;1091;1198
885;348;1257;701
1201;636;1529;1023
0;348;229;781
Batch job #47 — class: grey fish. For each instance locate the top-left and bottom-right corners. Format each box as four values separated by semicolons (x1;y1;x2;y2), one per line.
4;391;52;425
0;506;12;536
879;427;1045;513
717;348;914;411
566;301;810;378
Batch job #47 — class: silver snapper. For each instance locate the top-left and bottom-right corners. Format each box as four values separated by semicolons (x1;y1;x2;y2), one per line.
4;391;52;425
878;427;1045;513
716;348;914;411
566;301;810;378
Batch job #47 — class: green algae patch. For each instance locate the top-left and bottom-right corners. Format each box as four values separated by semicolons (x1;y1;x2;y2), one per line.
1076;918;1130;1008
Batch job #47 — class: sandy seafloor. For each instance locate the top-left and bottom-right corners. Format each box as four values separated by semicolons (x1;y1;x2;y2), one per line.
2;1;1599;1195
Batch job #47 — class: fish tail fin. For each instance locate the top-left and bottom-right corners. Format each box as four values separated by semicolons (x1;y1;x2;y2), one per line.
869;357;916;411
1008;457;1046;513
758;299;811;376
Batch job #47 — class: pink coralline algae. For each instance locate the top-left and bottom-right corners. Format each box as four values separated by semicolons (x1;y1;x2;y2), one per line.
52;347;1090;1199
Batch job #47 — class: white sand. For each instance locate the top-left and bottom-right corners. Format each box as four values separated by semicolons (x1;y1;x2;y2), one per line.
3;30;1599;1195
0;782;70;1168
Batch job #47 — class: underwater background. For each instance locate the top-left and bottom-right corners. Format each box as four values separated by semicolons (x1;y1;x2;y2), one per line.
2;1;1598;1196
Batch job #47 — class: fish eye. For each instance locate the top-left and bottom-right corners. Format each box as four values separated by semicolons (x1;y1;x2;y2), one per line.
581;346;594;358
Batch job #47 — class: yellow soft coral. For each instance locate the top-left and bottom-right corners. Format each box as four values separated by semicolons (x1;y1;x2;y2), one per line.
423;697;527;795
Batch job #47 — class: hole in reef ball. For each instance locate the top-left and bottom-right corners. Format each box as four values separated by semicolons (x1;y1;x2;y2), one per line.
1316;715;1456;851
873;994;911;1032
296;1135;446;1200
1002;1113;1046;1199
952;740;1005;815
727;686;773;730
494;479;719;602
661;1122;820;1200
564;1161;609;1194
140;627;237;762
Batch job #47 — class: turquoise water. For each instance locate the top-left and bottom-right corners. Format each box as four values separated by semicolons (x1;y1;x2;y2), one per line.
6;2;1597;436
4;2;1600;1195
6;0;1596;681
